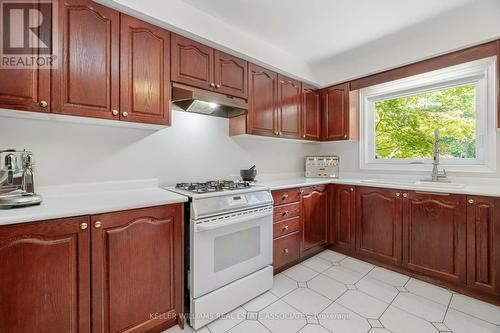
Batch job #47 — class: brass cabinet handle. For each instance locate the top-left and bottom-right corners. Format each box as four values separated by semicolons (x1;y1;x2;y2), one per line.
112;109;119;116
468;199;474;204
282;210;289;216
402;193;408;198
94;221;102;228
282;193;289;200
39;100;48;108
122;111;128;117
282;225;289;231
216;84;221;88
283;248;289;254
80;222;88;230
396;193;401;197
210;83;215;88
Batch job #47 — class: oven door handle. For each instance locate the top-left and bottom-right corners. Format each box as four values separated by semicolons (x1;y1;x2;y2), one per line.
195;210;272;232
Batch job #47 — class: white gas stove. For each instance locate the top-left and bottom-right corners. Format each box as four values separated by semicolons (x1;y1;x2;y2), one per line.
167;180;274;329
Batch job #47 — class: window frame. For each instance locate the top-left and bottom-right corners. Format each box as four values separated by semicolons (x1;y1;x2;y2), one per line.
359;56;497;173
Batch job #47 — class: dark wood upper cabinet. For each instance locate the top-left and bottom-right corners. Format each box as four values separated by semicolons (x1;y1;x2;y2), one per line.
277;74;301;139
466;196;500;296
171;33;213;91
246;63;278;136
320;83;350;141
403;192;467;284
301;185;328;254
120;15;171;125
91;204;183;333
52;0;120;120
0;216;90;333
302;84;321;141
214;50;247;98
356;187;403;265
330;184;356;249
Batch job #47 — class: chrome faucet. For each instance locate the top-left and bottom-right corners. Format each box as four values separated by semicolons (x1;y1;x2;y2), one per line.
422;130;449;182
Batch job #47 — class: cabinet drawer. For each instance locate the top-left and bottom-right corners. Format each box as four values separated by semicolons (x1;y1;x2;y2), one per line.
273;216;300;238
273;202;300;222
300;184;327;195
272;188;300;205
273;232;300;269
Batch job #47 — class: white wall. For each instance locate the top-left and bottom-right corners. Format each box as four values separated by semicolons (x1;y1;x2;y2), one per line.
311;0;500;86
0;110;315;186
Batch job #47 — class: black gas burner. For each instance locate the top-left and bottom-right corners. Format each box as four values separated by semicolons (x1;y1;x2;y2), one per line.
175;180;251;193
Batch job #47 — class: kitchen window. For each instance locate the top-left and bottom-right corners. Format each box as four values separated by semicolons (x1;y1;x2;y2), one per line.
359;56;497;172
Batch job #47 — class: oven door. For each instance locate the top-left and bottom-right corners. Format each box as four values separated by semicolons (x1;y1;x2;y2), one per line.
191;206;273;299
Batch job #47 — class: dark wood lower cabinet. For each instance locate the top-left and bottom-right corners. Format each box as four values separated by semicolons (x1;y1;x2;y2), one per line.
301;185;328;254
91;204;184;333
356;187;402;265
0;204;183;333
330;184;356;249
467;196;500;296
0;216;90;333
403;192;467;284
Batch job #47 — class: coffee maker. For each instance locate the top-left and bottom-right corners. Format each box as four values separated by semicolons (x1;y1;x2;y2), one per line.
0;149;42;208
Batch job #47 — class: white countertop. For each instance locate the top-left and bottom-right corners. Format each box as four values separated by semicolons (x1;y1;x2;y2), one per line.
0;179;187;226
259;176;500;197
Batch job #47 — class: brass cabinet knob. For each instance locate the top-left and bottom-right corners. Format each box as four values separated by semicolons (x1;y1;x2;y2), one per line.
282;193;289;200
94;221;102;228
282;210;289;216
283;248;289;254
210;83;215;88
283;225;289;231
122;111;128;117
468;199;474;204
403;193;408;198
216;84;221;88
350;188;354;192
80;222;88;230
396;193;401;197
112;109;119;116
39;100;48;108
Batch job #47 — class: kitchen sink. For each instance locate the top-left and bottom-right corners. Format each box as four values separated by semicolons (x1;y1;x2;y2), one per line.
360;179;466;189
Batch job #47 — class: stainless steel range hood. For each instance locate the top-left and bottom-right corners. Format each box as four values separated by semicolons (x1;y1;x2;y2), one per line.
172;83;247;118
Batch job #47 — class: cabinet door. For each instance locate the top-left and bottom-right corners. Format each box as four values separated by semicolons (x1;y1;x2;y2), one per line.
91;204;184;333
247;63;278;137
277;75;301;139
467;196;500;295
0;217;90;333
0;1;51;112
356;187;403;265
214;50;247;98
302;85;320;141
120;14;171;125
331;184;356;249
52;0;119;119
321;83;349;141
301;185;328;253
171;33;214;90
403;192;466;284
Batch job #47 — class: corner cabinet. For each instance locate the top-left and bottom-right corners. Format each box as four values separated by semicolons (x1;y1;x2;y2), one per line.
329;184;356;249
320;83;350;141
171;34;247;98
301;185;328;255
277;75;302;139
302;84;321;141
356;187;402;265
0;204;184;333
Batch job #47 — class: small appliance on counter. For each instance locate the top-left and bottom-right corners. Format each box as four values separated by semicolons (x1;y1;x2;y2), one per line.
305;156;339;178
0;149;42;208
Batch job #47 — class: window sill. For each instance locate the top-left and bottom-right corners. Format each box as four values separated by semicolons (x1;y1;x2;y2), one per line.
359;162;497;174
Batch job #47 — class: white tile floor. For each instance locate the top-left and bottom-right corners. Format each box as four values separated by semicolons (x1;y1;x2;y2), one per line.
165;250;500;333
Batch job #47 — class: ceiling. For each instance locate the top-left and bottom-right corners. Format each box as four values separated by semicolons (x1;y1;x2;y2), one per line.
182;0;475;64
